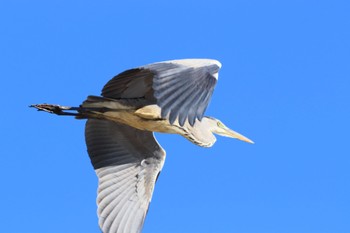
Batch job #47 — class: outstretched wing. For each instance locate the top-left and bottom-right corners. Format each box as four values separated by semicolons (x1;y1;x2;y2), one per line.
85;119;166;233
101;59;221;126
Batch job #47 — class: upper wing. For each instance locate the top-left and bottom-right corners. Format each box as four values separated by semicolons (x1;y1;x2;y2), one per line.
101;59;221;126
85;119;166;233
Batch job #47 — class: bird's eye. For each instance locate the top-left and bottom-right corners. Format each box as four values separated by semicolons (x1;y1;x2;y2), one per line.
217;121;224;128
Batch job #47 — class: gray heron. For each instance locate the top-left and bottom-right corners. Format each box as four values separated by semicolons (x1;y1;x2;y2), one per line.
31;58;253;233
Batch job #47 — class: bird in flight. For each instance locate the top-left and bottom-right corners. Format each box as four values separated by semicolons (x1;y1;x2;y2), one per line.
31;58;253;233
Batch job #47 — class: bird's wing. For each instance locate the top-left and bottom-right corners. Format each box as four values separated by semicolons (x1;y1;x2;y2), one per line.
85;119;166;233
101;59;221;126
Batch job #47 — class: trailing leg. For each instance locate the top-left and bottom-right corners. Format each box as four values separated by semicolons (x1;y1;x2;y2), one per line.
30;104;82;116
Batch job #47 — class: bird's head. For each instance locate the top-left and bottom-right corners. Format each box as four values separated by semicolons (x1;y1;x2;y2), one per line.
206;117;254;144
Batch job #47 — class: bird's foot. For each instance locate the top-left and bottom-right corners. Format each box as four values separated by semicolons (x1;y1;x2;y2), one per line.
30;104;80;116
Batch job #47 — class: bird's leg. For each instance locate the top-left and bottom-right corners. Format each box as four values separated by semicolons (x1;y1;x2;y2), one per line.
30;104;81;116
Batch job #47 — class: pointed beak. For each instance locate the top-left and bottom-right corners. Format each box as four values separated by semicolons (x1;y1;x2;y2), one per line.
226;129;254;144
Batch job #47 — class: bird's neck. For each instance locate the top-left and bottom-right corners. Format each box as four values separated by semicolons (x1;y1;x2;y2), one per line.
180;117;217;148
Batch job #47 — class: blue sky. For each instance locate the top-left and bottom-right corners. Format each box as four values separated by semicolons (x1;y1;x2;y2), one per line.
1;1;349;232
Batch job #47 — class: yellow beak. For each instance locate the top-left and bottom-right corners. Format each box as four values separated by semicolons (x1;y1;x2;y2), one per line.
226;129;254;144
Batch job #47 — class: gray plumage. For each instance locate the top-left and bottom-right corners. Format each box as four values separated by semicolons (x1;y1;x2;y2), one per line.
86;119;164;233
31;58;253;233
102;60;220;126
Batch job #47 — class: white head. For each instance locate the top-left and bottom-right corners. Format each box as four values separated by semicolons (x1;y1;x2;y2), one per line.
204;117;254;144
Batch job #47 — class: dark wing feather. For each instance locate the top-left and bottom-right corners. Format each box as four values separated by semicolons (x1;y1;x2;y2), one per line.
102;68;155;100
101;59;220;126
85;119;165;233
149;63;218;125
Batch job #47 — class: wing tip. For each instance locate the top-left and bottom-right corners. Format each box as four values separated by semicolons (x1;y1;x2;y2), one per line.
149;58;222;69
